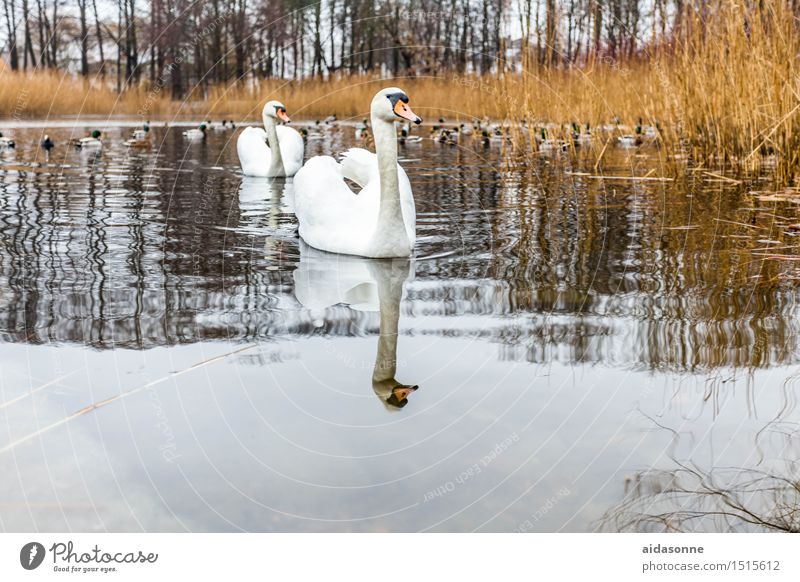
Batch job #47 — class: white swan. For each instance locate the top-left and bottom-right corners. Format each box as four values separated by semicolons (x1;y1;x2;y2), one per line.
237;100;304;177
293;87;422;258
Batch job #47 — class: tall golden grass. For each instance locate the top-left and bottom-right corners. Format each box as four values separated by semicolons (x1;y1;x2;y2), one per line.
1;1;798;181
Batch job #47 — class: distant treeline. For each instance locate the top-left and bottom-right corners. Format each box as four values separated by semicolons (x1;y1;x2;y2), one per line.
1;1;732;97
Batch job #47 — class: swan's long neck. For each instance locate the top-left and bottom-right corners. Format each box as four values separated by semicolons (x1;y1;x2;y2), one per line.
371;115;409;253
263;115;285;177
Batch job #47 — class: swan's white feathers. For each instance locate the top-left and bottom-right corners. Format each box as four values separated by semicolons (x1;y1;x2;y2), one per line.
237;125;304;177
340;148;377;188
276;125;305;175
293;151;415;257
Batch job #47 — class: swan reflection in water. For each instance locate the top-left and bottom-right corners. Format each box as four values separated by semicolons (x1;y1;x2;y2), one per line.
238;176;298;263
293;241;419;410
238;176;294;226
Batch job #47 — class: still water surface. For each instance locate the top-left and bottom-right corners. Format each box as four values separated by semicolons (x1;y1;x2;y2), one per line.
0;123;798;532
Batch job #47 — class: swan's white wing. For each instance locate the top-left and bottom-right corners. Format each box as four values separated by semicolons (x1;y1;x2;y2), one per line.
237;127;271;177
294;148;416;256
340;148;378;188
294;155;380;255
276;125;305;176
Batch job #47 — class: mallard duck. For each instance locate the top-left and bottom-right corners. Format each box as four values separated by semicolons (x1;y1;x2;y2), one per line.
618;122;644;148
482;128;508;146
127;123;150;144
70;130;102;149
617;134;642;148
304;124;324;140
399;128;423;146
183;124;207;139
0;131;16;148
538;128;568;152
355;119;370;140
432;128;455;144
570;122;592;145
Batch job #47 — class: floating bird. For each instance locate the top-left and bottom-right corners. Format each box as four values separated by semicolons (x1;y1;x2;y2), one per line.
0;131;16;148
70;130;102;149
41;135;55;152
399;128;422;146
355;119;370;140
237;100;304;177
538;128;568;153
131;125;149;141
293;87;422;257
482;128;508;147
618;123;643;148
183;124;207;140
432;127;456;145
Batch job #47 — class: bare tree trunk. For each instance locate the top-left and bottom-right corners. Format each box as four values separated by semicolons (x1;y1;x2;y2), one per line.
545;0;557;66
21;0;36;70
49;0;57;66
34;0;46;67
591;0;603;60
78;0;89;76
92;0;105;76
2;0;20;70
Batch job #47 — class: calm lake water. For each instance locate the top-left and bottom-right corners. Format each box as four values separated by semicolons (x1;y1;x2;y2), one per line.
0;123;798;532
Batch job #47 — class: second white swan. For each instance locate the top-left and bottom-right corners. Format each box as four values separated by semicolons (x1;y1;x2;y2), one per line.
237;100;304;177
293;87;422;258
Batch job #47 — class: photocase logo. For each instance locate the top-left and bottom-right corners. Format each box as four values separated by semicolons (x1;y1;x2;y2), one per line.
20;542;46;570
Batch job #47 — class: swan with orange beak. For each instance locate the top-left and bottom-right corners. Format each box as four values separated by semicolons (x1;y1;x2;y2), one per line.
237;99;304;177
293;87;423;258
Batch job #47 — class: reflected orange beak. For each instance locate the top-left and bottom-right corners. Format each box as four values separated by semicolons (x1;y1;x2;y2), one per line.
394;101;422;124
277;109;290;123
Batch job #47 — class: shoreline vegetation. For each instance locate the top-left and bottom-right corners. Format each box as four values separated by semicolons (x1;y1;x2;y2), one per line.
1;1;799;183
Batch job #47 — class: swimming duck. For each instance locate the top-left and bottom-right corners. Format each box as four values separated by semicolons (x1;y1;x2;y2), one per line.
0;132;16;148
41;135;55;152
481;128;508;147
399;128;423;146
538;128;568;153
125;123;151;146
432;128;456;144
183;124;207;139
570;122;592;146
355;119;370;140
618;123;643;148
70;130;102;149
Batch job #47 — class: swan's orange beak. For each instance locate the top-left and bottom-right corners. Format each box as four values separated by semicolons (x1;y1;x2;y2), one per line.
394;101;422;125
277;108;290;123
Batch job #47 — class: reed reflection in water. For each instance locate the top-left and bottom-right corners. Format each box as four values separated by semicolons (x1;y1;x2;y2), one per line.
0;124;799;532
